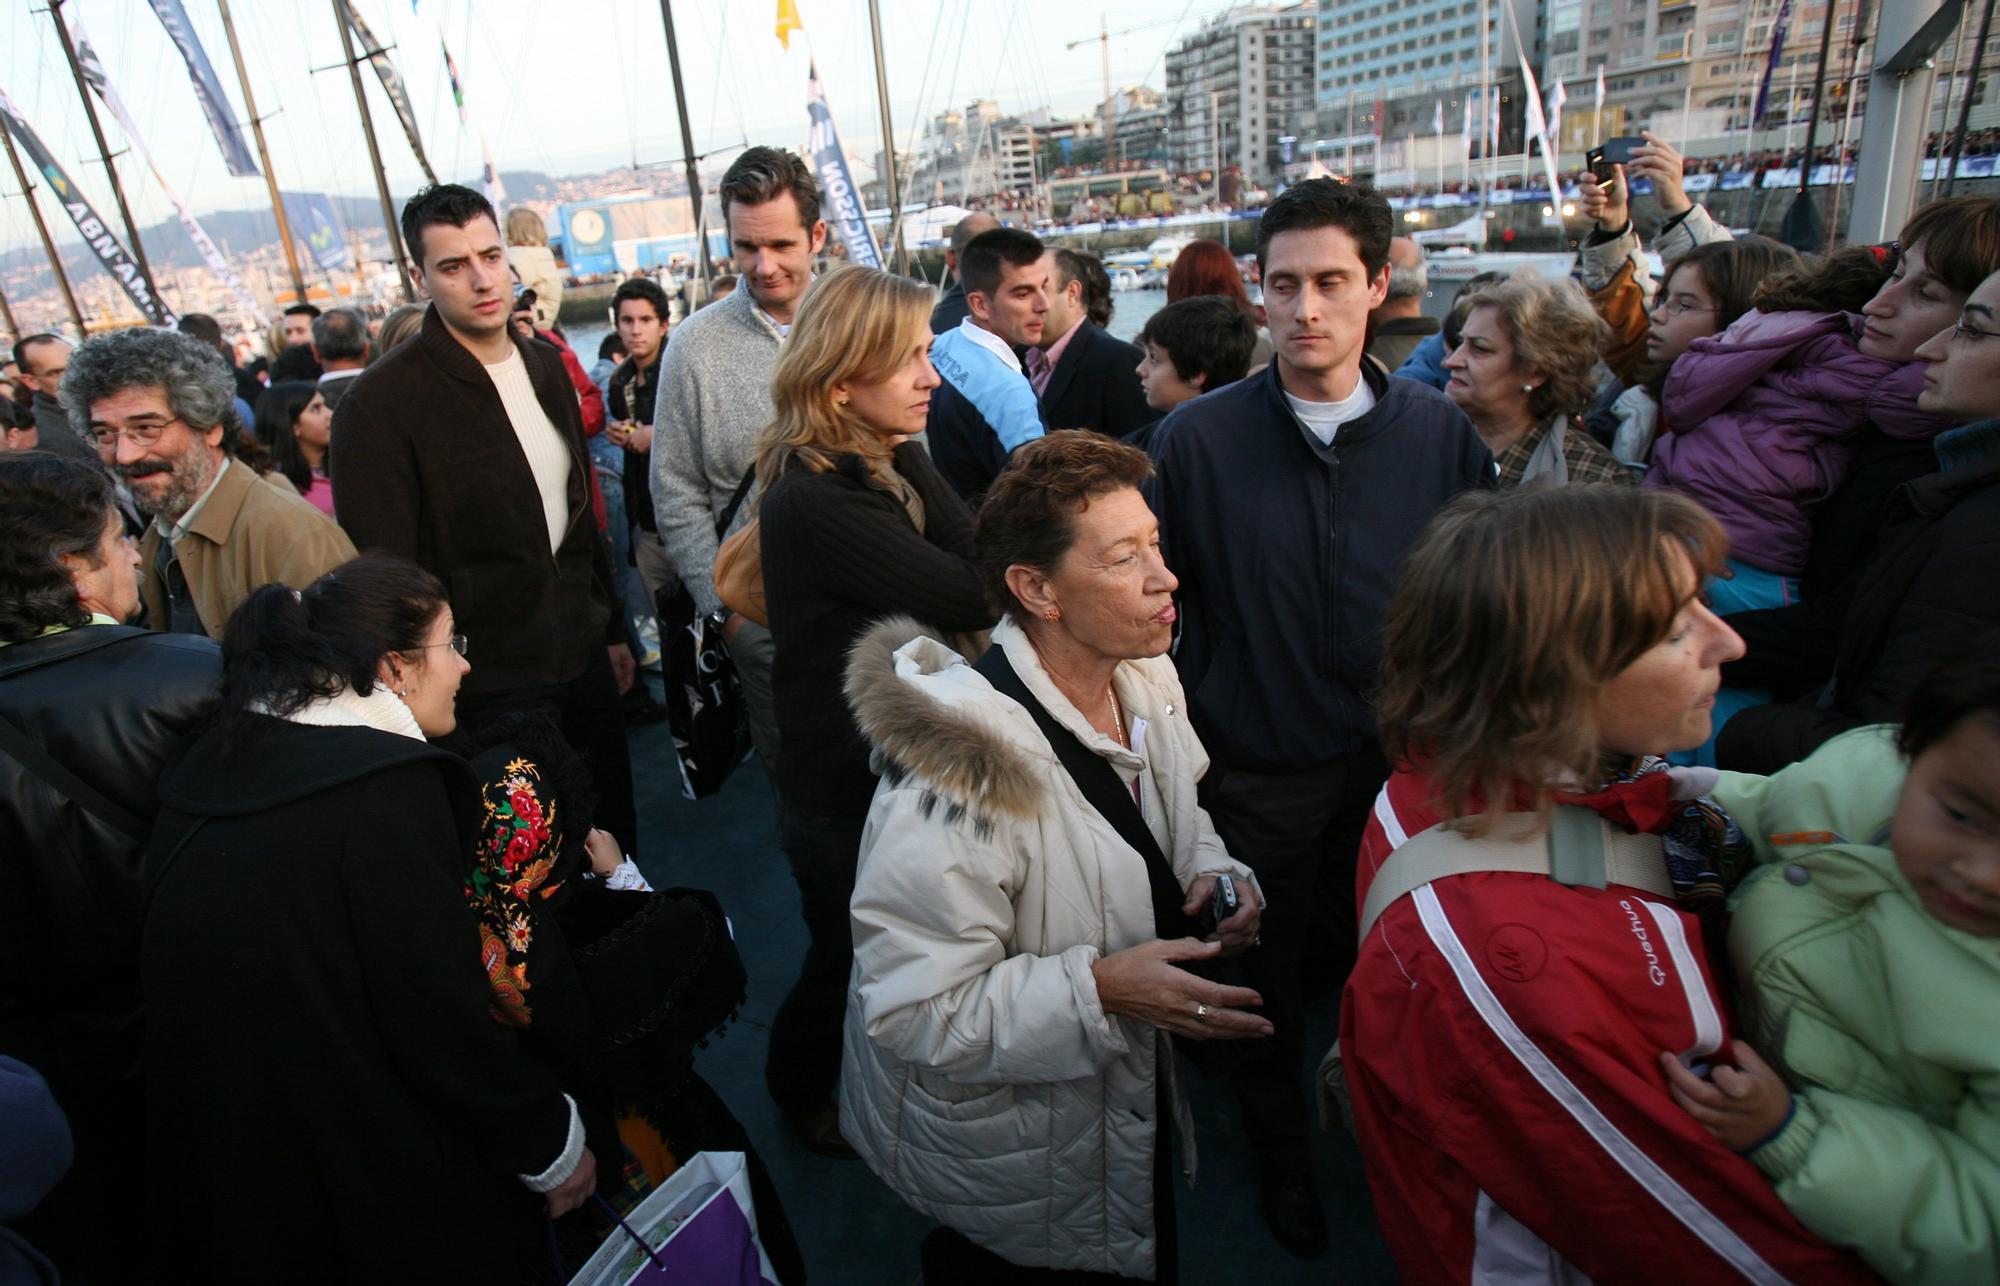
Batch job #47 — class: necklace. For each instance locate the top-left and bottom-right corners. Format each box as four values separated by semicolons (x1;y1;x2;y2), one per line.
1107;682;1128;749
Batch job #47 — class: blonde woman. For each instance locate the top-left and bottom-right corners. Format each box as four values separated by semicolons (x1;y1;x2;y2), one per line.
504;207;562;329
1441;273;1631;487
371;303;426;359
752;264;993;1154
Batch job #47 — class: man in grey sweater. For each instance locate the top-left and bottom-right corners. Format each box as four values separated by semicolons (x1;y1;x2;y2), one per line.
651;146;826;790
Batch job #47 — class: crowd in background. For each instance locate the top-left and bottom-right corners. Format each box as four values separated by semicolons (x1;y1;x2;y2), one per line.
2;129;1997;1286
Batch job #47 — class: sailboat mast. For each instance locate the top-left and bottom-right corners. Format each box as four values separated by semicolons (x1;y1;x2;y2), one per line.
0;117;87;334
48;0;163;314
0;278;18;340
867;0;908;274
656;1;714;291
217;0;307;302
330;0;414;301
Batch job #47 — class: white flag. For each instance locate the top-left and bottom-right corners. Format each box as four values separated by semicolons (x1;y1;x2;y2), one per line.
1546;79;1567;156
1462;91;1477;146
1433;100;1445;136
1511;23;1565;208
1594;67;1606;120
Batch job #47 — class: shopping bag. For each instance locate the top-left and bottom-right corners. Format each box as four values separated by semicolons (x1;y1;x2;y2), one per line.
567;1151;778;1286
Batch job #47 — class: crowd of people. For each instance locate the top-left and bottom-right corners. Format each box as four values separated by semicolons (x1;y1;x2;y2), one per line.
1;127;1996;1286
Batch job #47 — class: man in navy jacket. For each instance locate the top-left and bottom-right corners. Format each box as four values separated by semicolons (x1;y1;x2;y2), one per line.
1145;179;1491;1257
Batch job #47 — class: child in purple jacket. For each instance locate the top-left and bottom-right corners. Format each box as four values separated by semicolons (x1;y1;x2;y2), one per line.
1646;247;1946;613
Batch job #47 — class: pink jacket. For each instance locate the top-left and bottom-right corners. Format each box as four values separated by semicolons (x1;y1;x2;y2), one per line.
1649;310;1945;576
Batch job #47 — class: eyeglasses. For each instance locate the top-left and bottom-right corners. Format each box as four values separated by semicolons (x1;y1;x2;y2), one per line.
1952;319;2000;343
88;417;186;449
410;634;470;658
1651;295;1716;319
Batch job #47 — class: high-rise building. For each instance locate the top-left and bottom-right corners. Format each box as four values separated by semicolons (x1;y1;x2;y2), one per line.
1314;0;1537;104
1165;4;1318;186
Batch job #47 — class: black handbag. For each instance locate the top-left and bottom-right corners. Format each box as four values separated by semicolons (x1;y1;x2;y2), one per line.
657;469;757;799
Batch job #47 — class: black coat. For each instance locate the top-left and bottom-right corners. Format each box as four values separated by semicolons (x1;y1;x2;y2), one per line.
331;306;621;699
759;443;991;818
1038;320;1158;441
0;625;219;1282
144;717;580;1283
1146;362;1492;771
1719;450;2000;773
930;283;970;335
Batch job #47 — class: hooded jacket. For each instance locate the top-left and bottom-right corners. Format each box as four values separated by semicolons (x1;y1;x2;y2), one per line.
838;616;1256;1281
1715;726;2000;1284
144;716;576;1281
1649;310;1946;576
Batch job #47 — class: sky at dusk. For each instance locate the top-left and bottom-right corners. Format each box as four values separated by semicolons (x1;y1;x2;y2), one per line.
0;0;1243;254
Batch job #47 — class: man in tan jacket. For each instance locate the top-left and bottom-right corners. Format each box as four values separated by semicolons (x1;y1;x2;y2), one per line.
64;328;353;638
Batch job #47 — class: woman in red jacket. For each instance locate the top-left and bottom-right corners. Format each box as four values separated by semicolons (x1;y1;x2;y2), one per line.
1338;485;1876;1285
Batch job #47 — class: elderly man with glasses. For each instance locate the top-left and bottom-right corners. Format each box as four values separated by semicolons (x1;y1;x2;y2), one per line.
65;328;353;638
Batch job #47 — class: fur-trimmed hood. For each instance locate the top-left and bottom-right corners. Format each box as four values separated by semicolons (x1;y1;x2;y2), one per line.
844;614;1046;822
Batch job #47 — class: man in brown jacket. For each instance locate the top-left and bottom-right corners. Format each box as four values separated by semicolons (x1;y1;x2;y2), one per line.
331;184;637;852
62;328;354;639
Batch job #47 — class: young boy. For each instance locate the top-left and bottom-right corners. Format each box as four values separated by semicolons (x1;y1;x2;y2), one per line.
1132;295;1258;415
1663;638;2000;1284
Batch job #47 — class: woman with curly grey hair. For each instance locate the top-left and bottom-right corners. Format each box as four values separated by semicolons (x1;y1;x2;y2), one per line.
1442;273;1632;488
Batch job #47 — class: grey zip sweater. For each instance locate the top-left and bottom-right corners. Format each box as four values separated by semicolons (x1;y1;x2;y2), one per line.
650;287;786;615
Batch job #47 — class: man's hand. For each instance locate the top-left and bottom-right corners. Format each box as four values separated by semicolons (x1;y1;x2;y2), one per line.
1577;163;1630;231
542;1147;597;1219
1181;874;1264;954
608;643;636;695
1658;1041;1794;1152
1630;131;1692;216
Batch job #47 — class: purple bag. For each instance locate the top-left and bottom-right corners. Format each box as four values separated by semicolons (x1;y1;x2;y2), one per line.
567;1152;778;1286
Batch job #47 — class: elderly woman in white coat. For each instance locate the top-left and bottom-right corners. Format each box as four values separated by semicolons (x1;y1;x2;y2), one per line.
840;431;1268;1284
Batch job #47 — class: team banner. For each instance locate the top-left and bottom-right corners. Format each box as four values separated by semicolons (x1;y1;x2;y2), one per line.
71;15;266;324
0;85;175;326
806;63;881;271
145;0;260;178
340;0;438;184
283;192;355;273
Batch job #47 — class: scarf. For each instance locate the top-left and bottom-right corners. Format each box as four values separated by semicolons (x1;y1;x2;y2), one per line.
256;682;426;741
463;754;571;1027
1561;757;1750;927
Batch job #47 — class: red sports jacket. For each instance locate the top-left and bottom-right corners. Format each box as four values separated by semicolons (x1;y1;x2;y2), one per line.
1339;768;1878;1285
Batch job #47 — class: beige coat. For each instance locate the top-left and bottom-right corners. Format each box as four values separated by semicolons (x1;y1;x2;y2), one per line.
838;615;1257;1281
138;458;356;638
506;244;563;329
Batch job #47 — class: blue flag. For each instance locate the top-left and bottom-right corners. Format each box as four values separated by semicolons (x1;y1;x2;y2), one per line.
283;193;355;274
1753;0;1794;128
807;63;882;271
146;0;260;178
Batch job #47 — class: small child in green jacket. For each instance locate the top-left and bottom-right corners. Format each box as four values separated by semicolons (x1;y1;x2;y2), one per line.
1659;641;2000;1284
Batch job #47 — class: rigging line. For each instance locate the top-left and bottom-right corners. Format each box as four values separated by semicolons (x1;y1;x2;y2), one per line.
900;0;948;157
607;0;637;169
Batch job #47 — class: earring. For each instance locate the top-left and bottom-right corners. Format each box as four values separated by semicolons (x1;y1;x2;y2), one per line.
397;687;408;697
1522;383;1535;393
836;396;850;406
1044;608;1061;622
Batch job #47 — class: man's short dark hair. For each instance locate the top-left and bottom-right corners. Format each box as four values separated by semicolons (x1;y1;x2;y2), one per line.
400;183;498;271
597;333;627;362
612;277;672;324
310;308;369;363
960;228;1045;300
270;344;322;382
177;313;226;349
719;147;820;231
1052;249;1113;328
1137;297;1256;392
282;303;321;320
13;334;63;375
1255;179;1393;279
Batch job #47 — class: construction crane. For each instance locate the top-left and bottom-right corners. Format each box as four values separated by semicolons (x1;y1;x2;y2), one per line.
1064;14;1183;165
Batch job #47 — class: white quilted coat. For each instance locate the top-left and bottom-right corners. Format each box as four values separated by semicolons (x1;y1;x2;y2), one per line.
838;615;1257;1281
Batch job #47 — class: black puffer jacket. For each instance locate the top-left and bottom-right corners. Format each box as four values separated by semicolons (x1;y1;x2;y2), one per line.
0;626;220;1068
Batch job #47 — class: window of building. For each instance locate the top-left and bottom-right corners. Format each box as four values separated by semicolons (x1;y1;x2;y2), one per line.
1623;19;1647;37
1619;47;1643;66
1657;33;1687;57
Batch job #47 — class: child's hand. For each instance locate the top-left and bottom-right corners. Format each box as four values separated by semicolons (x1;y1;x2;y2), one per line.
584;827;624;877
1658;1041;1793;1153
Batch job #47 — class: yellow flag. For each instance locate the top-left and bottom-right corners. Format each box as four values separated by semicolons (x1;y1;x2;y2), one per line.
776;0;803;50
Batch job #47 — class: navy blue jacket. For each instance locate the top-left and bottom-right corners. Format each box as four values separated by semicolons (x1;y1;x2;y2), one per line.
1146;361;1492;771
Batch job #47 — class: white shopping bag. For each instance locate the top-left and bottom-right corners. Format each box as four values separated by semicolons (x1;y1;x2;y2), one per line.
567;1151;778;1286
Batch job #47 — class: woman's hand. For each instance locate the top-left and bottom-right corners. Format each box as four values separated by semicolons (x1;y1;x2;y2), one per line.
543;1146;597;1218
1577;162;1629;231
584;828;623;877
1180;874;1263;954
1630;132;1692;216
1091;938;1273;1041
1658;1041;1793;1152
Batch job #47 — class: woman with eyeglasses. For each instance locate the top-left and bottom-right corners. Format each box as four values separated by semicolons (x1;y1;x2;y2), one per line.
142;555;602;1283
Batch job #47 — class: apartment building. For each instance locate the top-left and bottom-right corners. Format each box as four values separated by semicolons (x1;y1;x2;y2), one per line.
1165;4;1319;186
